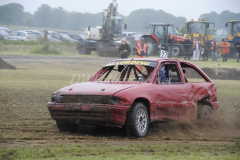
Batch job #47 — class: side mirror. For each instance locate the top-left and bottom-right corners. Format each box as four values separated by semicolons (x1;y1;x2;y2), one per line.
88;26;91;31
124;24;127;29
225;23;228;27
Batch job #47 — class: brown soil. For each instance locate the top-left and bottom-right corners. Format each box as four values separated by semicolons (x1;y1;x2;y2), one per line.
0;57;16;69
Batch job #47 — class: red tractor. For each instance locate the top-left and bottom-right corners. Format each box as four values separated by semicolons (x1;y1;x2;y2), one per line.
142;23;186;56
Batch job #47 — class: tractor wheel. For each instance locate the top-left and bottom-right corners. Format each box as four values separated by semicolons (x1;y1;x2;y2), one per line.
125;102;149;137
197;105;213;121
172;43;183;57
78;42;92;55
144;37;158;56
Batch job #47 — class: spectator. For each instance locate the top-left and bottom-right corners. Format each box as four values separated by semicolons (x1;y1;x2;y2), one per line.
183;37;192;60
134;37;148;71
134;37;148;57
236;39;240;62
203;37;211;61
193;37;201;61
210;39;218;61
118;39;131;59
220;39;231;62
167;34;174;58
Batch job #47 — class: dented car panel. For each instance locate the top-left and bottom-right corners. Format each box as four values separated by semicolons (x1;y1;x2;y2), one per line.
47;58;219;129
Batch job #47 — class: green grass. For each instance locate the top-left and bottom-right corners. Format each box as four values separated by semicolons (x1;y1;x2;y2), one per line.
0;142;239;159
30;43;61;54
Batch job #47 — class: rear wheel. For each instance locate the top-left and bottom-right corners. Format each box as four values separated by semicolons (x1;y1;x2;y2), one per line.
197;105;213;120
172;43;183;57
125;102;149;137
144;37;158;56
56;121;79;132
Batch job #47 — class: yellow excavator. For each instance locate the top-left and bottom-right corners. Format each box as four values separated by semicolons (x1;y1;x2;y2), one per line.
184;19;215;45
225;20;240;60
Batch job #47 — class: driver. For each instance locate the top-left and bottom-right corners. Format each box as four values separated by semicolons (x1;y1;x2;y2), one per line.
159;66;166;82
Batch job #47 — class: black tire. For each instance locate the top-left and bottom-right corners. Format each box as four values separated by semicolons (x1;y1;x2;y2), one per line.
197;105;213;121
172;43;183;57
125;102;149;137
144;37;158;56
78;42;92;55
56;121;79;132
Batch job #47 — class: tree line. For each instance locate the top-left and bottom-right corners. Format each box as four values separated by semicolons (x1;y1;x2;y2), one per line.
0;3;239;33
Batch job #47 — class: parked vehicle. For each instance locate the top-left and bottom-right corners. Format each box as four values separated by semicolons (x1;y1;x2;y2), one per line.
47;58;219;137
10;31;37;41
122;32;139;43
0;27;11;34
39;32;61;43
68;34;85;42
0;29;17;41
50;32;78;43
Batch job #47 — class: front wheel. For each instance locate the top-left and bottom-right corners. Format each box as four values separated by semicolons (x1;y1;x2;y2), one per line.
125;102;149;137
78;42;92;55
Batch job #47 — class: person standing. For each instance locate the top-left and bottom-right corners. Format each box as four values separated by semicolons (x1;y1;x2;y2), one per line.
134;37;148;71
210;39;218;61
220;39;230;62
236;39;240;62
135;37;148;58
118;39;131;59
192;37;201;61
183;37;192;60
203;37;210;61
167;34;174;58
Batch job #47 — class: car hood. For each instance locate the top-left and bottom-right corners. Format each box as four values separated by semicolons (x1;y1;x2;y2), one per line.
54;82;140;96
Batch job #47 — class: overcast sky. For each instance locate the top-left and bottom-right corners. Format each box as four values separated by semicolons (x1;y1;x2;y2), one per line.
0;0;240;21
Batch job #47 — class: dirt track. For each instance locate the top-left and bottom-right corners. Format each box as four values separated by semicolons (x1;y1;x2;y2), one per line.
0;55;240;148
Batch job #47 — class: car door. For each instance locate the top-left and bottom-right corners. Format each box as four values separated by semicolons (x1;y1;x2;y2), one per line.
151;62;192;121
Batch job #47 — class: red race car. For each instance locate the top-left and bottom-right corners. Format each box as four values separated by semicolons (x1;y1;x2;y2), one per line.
47;58;219;137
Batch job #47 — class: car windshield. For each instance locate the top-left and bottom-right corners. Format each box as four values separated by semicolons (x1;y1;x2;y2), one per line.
90;60;157;83
0;29;9;36
60;34;71;39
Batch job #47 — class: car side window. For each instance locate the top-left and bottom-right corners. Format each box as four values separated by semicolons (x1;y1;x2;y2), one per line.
73;35;80;40
156;63;182;84
54;34;61;39
10;32;18;36
180;62;208;82
19;32;26;37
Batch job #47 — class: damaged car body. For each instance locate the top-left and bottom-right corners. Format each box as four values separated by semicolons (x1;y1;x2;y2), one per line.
47;58;219;137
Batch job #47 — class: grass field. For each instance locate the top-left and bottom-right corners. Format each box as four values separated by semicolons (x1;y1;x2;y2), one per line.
0;43;240;159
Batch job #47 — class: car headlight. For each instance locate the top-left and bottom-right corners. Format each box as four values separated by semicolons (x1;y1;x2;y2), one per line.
110;96;121;104
51;94;64;103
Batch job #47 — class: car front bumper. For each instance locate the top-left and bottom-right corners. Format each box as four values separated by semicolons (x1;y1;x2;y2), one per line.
47;102;131;128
